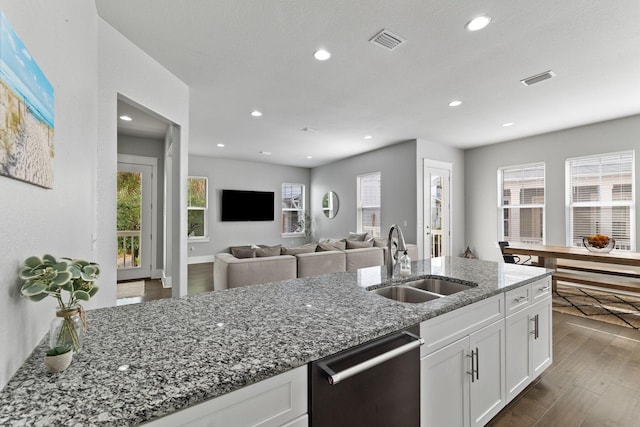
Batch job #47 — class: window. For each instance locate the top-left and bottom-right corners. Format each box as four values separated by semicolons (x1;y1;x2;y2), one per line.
188;177;208;239
498;163;545;244
357;172;381;237
282;183;305;236
566;151;635;251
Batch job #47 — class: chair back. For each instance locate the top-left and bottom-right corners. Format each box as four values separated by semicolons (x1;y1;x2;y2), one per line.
498;241;519;264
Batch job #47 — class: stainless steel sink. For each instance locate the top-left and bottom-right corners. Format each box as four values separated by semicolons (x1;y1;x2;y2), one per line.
404;278;476;295
370;286;441;303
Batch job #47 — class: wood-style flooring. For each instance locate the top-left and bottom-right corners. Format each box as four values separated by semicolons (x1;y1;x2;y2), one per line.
489;311;640;427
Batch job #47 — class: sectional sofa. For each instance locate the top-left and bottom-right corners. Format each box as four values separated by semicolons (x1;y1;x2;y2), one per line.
213;237;419;291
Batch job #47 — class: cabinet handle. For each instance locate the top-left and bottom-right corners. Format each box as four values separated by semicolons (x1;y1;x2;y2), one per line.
538;286;551;293
475;347;479;381
530;314;540;339
514;296;527;303
467;350;475;383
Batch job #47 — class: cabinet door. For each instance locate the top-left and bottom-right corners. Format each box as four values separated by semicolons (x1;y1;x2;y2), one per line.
531;296;553;376
469;320;506;427
505;308;532;401
421;336;470;427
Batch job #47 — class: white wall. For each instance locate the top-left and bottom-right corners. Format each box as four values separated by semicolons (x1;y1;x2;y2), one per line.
0;0;98;389
310;141;418;243
416;139;466;258
97;18;190;301
465;114;640;262
188;155;311;256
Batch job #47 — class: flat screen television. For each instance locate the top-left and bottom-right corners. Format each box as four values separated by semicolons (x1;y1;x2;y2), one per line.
221;190;275;221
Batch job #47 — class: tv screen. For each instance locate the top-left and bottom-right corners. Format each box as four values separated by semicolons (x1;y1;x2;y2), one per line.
221;190;275;221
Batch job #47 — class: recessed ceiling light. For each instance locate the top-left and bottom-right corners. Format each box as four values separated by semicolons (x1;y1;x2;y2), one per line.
119;115;132;121
260;151;272;155
216;143;225;148
448;100;463;107
502;122;514;127
306;155;313;159
251;110;262;117
314;49;331;61
465;16;492;31
364;135;373;140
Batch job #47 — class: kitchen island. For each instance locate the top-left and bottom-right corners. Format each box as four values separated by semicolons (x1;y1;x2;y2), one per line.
0;257;551;426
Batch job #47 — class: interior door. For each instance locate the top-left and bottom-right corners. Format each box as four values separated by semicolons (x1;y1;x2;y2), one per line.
424;161;451;258
117;161;152;281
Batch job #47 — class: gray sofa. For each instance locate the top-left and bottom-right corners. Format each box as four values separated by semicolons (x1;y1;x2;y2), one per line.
213;241;418;291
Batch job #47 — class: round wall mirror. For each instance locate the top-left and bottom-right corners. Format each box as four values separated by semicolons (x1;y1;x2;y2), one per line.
322;191;339;219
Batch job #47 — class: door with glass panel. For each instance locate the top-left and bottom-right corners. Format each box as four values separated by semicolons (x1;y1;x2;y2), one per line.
117;161;152;281
424;161;451;258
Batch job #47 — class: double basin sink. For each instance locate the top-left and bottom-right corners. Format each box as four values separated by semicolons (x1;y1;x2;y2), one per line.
370;277;477;303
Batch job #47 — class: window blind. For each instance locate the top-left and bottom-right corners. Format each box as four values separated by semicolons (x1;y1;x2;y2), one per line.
567;151;635;250
498;163;545;244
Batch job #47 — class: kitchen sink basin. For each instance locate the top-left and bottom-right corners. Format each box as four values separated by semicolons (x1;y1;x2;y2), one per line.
404;278;476;295
370;286;441;303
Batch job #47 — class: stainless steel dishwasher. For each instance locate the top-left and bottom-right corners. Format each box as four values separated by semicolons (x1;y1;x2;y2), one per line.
309;325;423;427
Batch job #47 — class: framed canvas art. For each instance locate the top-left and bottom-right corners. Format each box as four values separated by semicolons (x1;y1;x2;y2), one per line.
0;10;54;188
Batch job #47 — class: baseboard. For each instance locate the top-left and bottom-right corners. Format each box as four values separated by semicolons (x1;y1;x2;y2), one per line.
188;255;216;265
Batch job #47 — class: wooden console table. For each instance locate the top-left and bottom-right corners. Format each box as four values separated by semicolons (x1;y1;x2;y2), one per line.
502;243;640;293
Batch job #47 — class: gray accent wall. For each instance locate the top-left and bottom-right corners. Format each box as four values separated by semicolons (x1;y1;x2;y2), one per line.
188;156;311;256
311;141;419;243
465;114;640;262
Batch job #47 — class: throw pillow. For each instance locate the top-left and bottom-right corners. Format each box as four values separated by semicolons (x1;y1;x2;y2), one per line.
373;238;388;248
347;232;368;241
256;244;281;257
316;242;343;252
230;247;256;259
281;243;318;255
346;240;374;249
319;238;347;250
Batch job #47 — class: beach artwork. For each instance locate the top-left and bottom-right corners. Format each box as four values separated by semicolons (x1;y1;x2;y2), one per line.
0;10;54;188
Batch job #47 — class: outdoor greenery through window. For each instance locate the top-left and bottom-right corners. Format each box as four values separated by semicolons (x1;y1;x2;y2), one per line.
357;172;382;238
188;177;208;239
498;163;545;244
566;151;635;251
282;183;305;235
117;171;142;268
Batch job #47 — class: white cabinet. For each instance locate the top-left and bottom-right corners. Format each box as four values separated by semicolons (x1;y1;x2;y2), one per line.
505;277;553;401
145;366;307;427
420;294;506;427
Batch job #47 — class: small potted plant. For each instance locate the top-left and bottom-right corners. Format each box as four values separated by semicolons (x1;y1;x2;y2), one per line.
19;254;100;352
44;344;73;373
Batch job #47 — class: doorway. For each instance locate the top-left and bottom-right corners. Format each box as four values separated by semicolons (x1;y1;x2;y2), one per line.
424;160;452;258
116;155;156;281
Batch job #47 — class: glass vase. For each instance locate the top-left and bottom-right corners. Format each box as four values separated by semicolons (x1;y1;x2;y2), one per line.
49;306;84;353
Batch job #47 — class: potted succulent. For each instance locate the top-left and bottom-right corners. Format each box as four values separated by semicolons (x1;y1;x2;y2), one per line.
43;344;73;373
19;254;100;352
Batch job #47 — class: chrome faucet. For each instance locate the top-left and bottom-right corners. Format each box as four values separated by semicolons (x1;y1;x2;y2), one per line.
387;224;407;282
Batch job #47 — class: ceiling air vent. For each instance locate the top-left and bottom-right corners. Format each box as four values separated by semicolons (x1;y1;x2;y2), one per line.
369;29;406;51
521;70;556;86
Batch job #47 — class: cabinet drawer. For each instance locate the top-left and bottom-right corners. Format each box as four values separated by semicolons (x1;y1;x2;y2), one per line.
531;276;552;303
504;286;530;315
420;294;503;357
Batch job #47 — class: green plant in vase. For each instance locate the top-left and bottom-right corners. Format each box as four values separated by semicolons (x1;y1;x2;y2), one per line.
19;254;100;352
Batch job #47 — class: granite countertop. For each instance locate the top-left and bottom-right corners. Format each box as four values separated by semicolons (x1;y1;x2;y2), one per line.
0;257;551;426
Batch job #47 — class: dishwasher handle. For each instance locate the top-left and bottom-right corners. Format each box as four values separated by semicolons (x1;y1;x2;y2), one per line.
318;331;424;385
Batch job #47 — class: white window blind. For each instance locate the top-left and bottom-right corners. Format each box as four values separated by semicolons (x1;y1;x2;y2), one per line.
566;151;635;250
498;163;545;244
357;172;381;237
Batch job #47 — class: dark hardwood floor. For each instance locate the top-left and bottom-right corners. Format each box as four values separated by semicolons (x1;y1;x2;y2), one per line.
116;262;214;305
489;311;640;427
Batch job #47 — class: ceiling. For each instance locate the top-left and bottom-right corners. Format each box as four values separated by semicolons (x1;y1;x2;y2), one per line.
98;0;640;168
